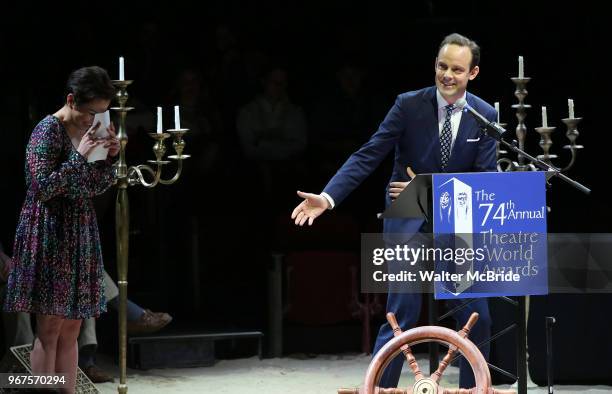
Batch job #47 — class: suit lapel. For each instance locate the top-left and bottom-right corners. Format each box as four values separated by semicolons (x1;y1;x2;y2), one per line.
421;87;442;169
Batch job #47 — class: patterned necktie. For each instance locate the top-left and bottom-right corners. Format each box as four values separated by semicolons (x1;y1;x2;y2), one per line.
440;104;455;169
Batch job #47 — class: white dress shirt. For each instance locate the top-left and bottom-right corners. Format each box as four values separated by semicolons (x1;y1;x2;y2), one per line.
436;89;465;152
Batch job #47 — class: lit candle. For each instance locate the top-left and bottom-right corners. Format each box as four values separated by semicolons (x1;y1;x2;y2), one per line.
568;99;575;119
157;107;163;133
494;102;500;123
119;57;125;81
518;56;524;79
174;105;181;129
541;106;548;128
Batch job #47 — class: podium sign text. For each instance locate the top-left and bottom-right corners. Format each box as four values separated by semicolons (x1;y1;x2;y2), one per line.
432;171;548;299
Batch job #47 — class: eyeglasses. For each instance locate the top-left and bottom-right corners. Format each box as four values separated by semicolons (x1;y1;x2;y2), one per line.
75;105;103;116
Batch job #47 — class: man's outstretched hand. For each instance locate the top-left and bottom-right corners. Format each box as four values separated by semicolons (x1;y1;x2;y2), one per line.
291;191;330;226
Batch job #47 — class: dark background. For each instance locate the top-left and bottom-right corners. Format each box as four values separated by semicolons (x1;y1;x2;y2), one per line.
0;0;610;384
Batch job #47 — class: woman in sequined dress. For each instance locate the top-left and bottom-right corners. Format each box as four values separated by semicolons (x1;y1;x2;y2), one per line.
4;66;119;393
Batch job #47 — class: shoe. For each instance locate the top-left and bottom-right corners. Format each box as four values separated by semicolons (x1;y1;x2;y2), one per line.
127;309;173;334
83;364;115;383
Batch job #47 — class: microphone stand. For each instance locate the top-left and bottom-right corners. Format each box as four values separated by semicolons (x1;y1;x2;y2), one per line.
459;100;590;194
472;119;591;195
497;133;590;194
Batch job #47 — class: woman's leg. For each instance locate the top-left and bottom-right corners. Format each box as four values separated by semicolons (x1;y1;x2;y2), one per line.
55;318;82;394
31;314;63;373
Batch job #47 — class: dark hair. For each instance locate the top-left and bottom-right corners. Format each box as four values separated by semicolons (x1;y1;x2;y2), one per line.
65;66;115;105
439;33;480;70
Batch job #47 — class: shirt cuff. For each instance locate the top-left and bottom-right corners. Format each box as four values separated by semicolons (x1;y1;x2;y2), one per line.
320;192;335;210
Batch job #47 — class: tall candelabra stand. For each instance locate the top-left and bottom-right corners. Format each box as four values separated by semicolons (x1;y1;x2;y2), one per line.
494;72;584;394
111;79;189;394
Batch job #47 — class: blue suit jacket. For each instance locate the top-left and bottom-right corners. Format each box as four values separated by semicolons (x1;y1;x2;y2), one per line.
322;86;497;236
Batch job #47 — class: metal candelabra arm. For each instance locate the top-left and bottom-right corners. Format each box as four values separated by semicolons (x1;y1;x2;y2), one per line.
127;164;162;187
561;117;583;171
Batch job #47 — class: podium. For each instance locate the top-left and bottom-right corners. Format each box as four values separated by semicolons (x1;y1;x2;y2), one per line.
378;173;433;221
378;171;550;394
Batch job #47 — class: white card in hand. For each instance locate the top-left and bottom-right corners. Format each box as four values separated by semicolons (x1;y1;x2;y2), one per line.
88;111;111;162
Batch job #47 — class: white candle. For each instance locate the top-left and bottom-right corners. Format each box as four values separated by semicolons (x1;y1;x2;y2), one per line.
494;102;500;123
518;56;524;79
568;99;575;119
119;57;125;81
157;107;163;133
541;106;548;128
174;105;181;129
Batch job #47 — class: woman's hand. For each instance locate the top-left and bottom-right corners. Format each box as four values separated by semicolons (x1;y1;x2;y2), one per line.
104;121;120;157
77;122;102;158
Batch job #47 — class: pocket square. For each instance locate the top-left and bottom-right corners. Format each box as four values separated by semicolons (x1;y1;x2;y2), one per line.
466;137;481;142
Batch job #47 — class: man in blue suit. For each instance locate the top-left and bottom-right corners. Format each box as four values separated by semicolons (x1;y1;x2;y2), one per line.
291;33;497;388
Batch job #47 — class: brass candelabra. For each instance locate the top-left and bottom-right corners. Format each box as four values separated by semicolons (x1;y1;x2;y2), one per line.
111;79;189;394
497;76;583;172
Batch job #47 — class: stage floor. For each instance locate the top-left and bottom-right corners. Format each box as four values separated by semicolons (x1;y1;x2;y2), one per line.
94;353;611;393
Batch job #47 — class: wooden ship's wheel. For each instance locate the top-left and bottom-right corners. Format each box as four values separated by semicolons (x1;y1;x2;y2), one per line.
339;312;515;394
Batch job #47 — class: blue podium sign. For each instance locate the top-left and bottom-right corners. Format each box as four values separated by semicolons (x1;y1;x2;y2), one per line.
432;171;548;299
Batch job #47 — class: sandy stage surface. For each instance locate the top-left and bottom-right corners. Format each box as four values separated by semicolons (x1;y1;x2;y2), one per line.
94;353;610;393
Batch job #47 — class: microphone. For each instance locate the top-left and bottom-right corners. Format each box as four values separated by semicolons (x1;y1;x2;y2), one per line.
455;98;505;141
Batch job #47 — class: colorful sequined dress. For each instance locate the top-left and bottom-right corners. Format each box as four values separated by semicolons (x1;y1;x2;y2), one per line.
4;115;114;319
